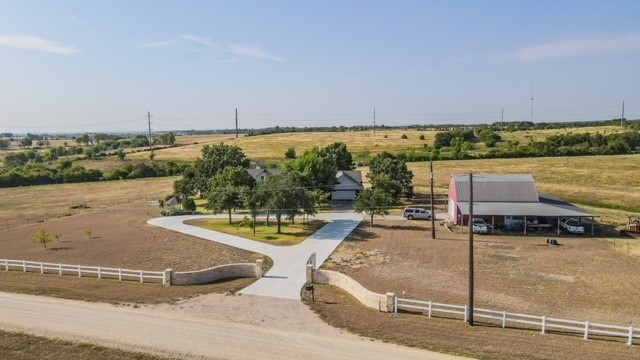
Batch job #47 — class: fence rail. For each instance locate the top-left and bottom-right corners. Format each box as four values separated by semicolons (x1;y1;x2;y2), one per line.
395;297;638;346
1;259;165;284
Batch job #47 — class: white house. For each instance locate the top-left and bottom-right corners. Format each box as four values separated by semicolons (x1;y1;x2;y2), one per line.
246;168;282;182
332;170;364;201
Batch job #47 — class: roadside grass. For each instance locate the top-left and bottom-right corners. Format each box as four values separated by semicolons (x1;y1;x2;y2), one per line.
0;270;254;305
0;330;170;360
305;285;639;360
186;218;327;246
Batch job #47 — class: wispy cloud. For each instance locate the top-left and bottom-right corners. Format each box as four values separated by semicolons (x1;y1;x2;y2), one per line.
217;58;237;64
138;34;285;62
507;35;640;61
0;34;81;55
227;43;285;62
136;39;180;48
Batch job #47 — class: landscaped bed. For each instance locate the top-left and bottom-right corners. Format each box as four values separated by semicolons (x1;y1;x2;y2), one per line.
186;218;327;246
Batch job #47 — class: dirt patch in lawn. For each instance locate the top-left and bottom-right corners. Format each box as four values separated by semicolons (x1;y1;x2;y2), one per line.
305;285;639;360
324;220;640;326
0;330;170;360
186;218;327;246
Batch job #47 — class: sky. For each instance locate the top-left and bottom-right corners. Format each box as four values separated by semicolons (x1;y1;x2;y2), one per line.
1;0;639;133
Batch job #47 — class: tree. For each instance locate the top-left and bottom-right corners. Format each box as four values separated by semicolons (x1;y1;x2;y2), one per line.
0;139;9;149
322;142;354;170
262;172;315;234
116;149;126;161
158;133;176;145
368;152;414;200
240;184;267;235
354;189;391;227
285;147;336;196
189;143;250;196
19;137;32;148
173;166;197;198
182;197;196;211
285;147;296;159
32;227;52;249
206;166;256;223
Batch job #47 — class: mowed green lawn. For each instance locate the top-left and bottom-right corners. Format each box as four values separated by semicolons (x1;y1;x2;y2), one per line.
186;218;327;246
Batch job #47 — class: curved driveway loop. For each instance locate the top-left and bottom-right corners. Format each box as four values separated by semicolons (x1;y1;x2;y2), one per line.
147;212;362;300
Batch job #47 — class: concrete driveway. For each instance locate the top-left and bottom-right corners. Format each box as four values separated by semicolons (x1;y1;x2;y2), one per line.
147;211;362;300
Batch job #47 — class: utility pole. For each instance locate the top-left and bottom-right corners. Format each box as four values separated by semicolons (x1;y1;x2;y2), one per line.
373;107;376;136
235;108;239;139
430;160;436;239
530;81;534;123
147;111;154;155
468;172;474;326
621;101;625;128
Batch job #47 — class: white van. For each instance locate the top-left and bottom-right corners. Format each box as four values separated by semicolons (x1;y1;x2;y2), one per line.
402;208;432;220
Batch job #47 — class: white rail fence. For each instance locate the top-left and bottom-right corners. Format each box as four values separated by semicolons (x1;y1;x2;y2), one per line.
394;297;639;346
1;259;166;285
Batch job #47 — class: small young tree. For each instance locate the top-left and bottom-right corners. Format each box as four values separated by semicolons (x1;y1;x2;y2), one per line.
84;229;93;239
354;189;391;227
116;149;126;161
33;228;52;249
182;197;196;211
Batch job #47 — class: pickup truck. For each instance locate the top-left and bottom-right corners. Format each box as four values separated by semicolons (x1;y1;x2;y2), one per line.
560;218;584;234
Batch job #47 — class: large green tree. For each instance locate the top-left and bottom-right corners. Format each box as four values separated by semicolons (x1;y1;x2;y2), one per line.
353;189;391;227
285;147;336;195
322;142;355;170
368;152;414;200
206;166;256;223
262;172;315;233
186;143;250;196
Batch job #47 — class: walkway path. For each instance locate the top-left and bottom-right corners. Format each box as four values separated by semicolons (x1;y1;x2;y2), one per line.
147;212;362;300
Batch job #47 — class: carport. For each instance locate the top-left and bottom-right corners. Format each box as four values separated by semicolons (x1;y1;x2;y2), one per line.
456;195;597;235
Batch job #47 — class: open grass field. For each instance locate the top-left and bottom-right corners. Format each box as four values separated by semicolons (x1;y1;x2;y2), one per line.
0;330;170;360
130;130;436;164
186;218;327;246
315;219;640;359
404;154;640;215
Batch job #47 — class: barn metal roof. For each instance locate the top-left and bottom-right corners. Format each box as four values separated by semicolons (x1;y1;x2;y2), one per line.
453;174;539;202
456;195;596;218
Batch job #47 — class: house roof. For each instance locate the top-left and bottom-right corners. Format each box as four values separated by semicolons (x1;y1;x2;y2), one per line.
452;174;538;202
456;195;596;218
337;170;362;183
246;168;282;179
166;196;181;206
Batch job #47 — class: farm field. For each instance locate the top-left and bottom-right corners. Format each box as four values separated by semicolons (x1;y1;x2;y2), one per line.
316;219;640;359
0;177;267;303
406;154;640;214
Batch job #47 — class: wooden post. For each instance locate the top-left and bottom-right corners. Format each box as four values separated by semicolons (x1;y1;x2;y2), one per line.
524;216;527;235
492;216;495;234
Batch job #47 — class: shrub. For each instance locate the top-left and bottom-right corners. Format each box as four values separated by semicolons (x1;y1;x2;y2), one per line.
401;134;408;139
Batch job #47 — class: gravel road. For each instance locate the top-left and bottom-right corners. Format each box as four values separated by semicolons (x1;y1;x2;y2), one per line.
0;291;466;360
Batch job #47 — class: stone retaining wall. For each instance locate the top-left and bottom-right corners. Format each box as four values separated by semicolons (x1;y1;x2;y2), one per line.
313;269;390;312
170;260;263;286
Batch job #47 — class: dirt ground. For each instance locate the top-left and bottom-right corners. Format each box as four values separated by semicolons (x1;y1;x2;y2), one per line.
324;220;640;326
0;202;265;272
0;330;170;360
306;285;640;360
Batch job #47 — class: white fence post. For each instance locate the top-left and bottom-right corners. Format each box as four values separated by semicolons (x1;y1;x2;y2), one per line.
4;259;8;271
464;305;468;323
584;321;590;340
118;268;122;281
98;267;102;279
139;270;143;283
428;301;432;318
58;264;62;276
78;265;82;277
628;326;633;346
502;311;507;328
22;260;26;272
541;315;546;334
394;295;398;313
40;262;44;274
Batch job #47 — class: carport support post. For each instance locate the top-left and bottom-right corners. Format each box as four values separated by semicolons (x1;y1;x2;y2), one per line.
557;218;561;235
491;216;495;234
591;217;595;236
524;216;527;235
